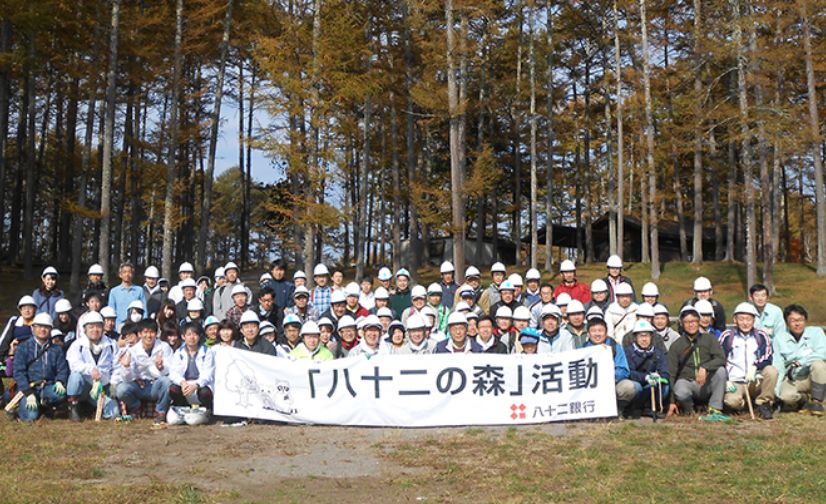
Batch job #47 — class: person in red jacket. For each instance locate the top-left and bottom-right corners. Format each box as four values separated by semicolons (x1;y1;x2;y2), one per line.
552;260;591;304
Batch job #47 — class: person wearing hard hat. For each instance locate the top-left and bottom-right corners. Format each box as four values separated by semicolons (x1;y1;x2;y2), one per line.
604;283;638;340
472;317;508;354
53;299;77;348
292;270;308;289
349;315;384;359
310;264;333;315
173;278;200;321
453;266;482;307
66;312;119;421
519;328;541;354
11;313;68;422
523;269;543;306
682;276;726;332
275;314;303;357
168;322;216;413
719;303;778;420
554;293;572;322
564;300;588;348
376;267;394;294
81;264;109;308
773;304;826;415
285;286;321;324
317;317;337;354
100;306;119;340
213;261;248;318
389;268;413;316
334;315;359;358
344;282;370;319
32;266;66;320
603;255;635;303
478;262;507;315
402;314;437;354
456;285;485;318
509;274;525;305
259;322;277;344
254;287;283;335
115;319;174;426
623;320;670;419
401;285;428;326
421;306;447;342
552;260;591;304
439;261;458;309
379;320;407;355
528;284;555;330
108;262;147;328
179;299;206;335
370;287;396;318
0;296;38;363
666;306;730;422
694;299;720;339
652;304;680;351
493;306;517;349
585;279;610;315
511;306;532;352
620;303;666;352
321;290;347;327
265;259;295;310
426;283;450;333
359;275;375;311
435;312;482;354
748;284;786;338
168;262;199;305
224;284;252;327
233;311;276;356
536;304;576;353
582;317;637;416
489;280;520;318
203;316;220;346
142;266;165;318
640;282;660;307
289;321;335;361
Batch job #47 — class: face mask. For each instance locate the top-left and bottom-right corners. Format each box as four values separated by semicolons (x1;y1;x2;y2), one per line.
130;312;143;323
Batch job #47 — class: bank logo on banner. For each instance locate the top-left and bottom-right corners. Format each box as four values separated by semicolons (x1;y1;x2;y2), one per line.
213;345;618;427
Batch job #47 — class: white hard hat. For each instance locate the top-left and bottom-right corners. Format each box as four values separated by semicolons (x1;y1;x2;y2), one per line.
313;264;330;276
127;300;144;312
734;302;759;317
231;284;248;297
586;306;604;320
214;267;225;279
83;311;104;326
33;313;54;327
180;278;198;289
614;283;634;296
406;313;428;330
318;317;335;329
636;303;655;318
362;315;383;330
465;266;481;278
376;307;394;318
345;282;360;297
525;268;541;281
260;273;273;283
454;301;471;313
183;407;210;426
555;292;571;306
239;310;260;325
420;306;436;320
694;299;714;316
224;261;239;272
377;267;392;281
395;268;410;278
101;306;117;319
498;280;515;292
283;314;302;328
606;255;623;269
540;304;562;319
17;295;36;308
259;322;276;336
466;311;479;321
300;320;321;336
559;260;576;272
87;264;104;276
41;266;59;278
458;284;475;297
411;285;427;299
447;311;468;326
293;270;307;280
641;282;660;297
186;299;204;312
679;305;700;318
337;315;357;330
330;289;347;304
507;274;524;287
440;261;455;274
427;283;443;295
693;276;712;291
55;299;72;313
293;285;310;297
491;262;507;273
145;266;160;278
633;320;655;334
566;300;585;314
653;303;669;316
590;279;608;293
374;286;390;300
178;262;194;273
513;306;532;321
495;306;513;319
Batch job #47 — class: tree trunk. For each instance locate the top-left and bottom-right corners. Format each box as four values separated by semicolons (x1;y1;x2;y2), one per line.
640;0;659;278
801;0;826;275
528;4;538;269
726;138;736;261
513;3;523;267
0;19;10;259
446;0;465;277
613;0;624;260
22;40;36;279
162;0;183;281
356;21;372;280
692;0;704;263
389;89;402;273
544;0;555;271
583;49;594;264
402;0;419;281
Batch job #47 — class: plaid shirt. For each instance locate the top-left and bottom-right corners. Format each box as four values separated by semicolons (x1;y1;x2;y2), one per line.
311;286;332;315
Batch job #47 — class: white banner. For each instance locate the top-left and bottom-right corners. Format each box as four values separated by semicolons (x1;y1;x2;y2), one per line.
213;345;618;427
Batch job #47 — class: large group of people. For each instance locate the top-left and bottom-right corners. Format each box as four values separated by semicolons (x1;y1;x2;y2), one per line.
1;254;824;426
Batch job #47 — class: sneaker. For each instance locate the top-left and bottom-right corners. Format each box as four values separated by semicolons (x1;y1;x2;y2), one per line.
68;402;82;422
151;414;167;429
700;408;734;423
806;401;825;417
757;403;773;420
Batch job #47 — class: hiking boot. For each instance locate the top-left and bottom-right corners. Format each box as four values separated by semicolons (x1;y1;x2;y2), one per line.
68;401;82;422
151;414;167;429
757;403;773;420
700;408;733;423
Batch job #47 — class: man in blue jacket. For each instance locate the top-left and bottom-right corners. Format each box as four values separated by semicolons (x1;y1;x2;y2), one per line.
266;259;295;310
582;317;636;417
12;313;69;422
624;320;670;419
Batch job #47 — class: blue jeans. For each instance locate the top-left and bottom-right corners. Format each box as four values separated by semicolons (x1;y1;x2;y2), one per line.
115;377;172;416
67;371;119;419
631;380;670;411
18;385;66;423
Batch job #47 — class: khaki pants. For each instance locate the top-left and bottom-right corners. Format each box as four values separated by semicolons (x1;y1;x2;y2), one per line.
723;365;778;409
779;360;826;407
616;379;636;402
